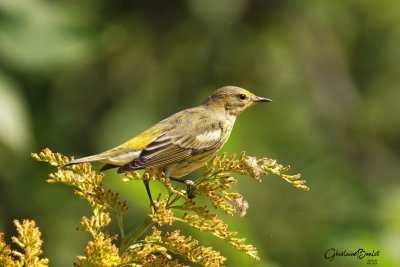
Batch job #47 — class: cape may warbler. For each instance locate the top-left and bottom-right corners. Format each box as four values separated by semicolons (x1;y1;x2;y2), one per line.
68;86;271;204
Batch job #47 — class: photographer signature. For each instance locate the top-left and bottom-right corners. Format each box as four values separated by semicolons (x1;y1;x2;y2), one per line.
324;248;380;264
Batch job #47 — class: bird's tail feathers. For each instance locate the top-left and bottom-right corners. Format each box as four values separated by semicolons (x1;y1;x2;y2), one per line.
67;154;108;165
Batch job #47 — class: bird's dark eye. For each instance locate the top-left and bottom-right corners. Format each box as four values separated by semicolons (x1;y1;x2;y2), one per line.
238;94;247;101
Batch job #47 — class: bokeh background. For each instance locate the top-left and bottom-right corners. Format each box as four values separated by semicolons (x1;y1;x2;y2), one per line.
1;0;400;266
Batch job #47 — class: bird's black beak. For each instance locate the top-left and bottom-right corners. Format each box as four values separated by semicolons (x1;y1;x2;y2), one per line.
252;96;272;103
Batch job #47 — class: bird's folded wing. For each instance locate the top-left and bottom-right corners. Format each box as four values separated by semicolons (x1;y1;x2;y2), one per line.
118;120;223;173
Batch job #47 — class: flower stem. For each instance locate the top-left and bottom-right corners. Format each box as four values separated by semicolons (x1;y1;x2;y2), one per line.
115;211;125;239
120;216;154;254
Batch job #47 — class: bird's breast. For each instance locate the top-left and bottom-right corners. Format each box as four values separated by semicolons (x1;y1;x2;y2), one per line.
221;116;235;142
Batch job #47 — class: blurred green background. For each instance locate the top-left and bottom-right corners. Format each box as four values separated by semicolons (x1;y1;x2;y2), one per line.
1;0;400;266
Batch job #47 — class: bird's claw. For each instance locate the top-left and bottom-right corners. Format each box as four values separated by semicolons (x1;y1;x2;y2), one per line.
184;180;195;199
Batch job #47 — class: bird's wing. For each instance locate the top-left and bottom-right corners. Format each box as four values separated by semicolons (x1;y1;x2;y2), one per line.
118;116;224;173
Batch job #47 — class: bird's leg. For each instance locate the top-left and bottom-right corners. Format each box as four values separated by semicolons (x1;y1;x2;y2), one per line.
169;177;196;199
143;179;157;213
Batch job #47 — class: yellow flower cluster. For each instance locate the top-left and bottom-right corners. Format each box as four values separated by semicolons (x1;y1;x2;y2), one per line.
24;148;309;266
128;227;226;267
75;233;121;267
150;197;175;226
0;220;49;267
31;148;69;166
32;149;128;265
161;228;226;266
179;205;259;261
259;157;310;191
0;233;13;266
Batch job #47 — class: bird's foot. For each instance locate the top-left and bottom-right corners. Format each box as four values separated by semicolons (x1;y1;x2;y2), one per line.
169;177;196;199
184;180;195;199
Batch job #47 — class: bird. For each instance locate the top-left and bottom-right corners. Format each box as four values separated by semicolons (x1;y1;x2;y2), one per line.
67;86;271;208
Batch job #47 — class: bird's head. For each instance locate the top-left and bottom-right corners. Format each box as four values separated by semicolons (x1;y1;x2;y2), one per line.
203;86;272;116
